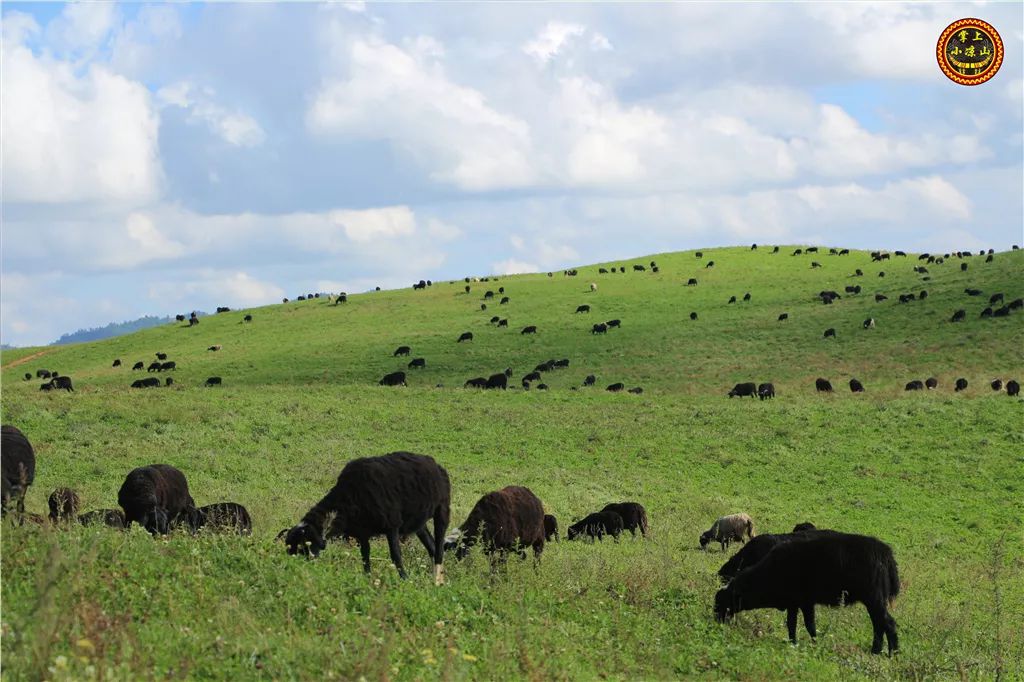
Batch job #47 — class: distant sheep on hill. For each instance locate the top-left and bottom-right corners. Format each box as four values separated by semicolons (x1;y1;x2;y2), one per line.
281;452;450;583
602;502;648;537
379;372;407;387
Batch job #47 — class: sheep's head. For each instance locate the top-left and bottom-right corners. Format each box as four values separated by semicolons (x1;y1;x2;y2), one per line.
713;587;736;622
699;531;713;549
284;522;326;557
142;508;170;536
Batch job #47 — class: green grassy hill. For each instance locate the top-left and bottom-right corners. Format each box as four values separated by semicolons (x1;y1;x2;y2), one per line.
2;246;1022;681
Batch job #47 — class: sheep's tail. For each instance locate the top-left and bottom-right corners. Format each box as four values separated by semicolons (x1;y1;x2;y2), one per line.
886;555;901;603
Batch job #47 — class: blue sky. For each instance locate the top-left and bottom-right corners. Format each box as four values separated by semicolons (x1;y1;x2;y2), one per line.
2;2;1021;346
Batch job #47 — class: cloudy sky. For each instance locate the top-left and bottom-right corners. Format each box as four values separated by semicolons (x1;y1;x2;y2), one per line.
2;2;1021;346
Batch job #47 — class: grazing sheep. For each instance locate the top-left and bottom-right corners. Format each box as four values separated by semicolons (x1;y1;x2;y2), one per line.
582;374;596;387
628;387;644;394
690;312;698;320
714;532;900;654
700;513;755;551
606;383;625;392
486;373;508;390
118;464;196;535
112;359;122;367
49;376;74;392
606;319;621;328
863;318;875;329
498;319;508;328
849;378;865;393
905;380;925;391
207;345;222;352
281;452;450;583
156;353;168;361
500;296;510;305
457;332;473;343
728;296;737;304
378;372;407;387
990;379;1003;391
544;514;559;542
590;283;598;292
204;377;223;387
576;305;591;313
954;378;968;392
78;509;126;528
1007;380;1020;397
464;377;488;388
601;502;648;537
23;373;31;381
521;325;538;335
687;278;698;286
815;378;833;393
925;377;938;389
1;425;36;515
591;323;608;334
449;486;545;561
823;328;836;339
951;309;966;322
187;502;253;535
48;487;80;523
408;358;426;369
567;511;624;541
757;383;775;400
728;382;757;398
778;313;788;321
132;361;145;370
393;346;411;357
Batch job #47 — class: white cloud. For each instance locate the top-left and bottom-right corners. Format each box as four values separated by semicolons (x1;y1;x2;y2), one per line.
492;258;539;275
522;22;585;63
1;26;162;204
308;36;536;190
45;2;117;55
157;82;265;147
147;271;284;307
329;206;416;242
426;218;463;241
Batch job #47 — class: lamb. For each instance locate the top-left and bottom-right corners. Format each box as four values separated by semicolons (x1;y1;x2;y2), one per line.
187;502;253;535
601;502;648;537
281;452;450;584
714;531;900;655
78;509;126;528
699;513;755;551
448;486;545;561
48;487;80;523
543;514;559;542
566;511;624;541
118;464;196;535
1;425;36;515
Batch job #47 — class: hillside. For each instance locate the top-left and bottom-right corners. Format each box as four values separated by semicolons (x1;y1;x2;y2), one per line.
2;245;1022;681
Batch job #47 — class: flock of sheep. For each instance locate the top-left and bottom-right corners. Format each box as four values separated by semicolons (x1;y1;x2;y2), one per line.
5;424;902;656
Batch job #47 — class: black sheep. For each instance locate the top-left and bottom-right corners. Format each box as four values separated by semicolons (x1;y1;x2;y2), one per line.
582;374;596;387
486;373;508;390
954;378;968;392
1007;380;1020;397
458;332;474;343
718;526;827;583
379;371;407;387
50;376;74;392
606;383;625;392
464;377;488;388
567;511;624;541
815;378;833;393
544;514;559;542
728;382;757;398
408;358;426;369
757;383;775;400
1;425;36;515
849;378;865;393
714;532;900;654
601;502;648;537
187;502;253;535
905;380;925;391
393;346;411;357
282;452;450;583
450;486;545;561
118;464;196;535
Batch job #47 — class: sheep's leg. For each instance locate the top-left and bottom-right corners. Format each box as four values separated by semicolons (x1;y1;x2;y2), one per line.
786;607;799;645
884;611;899;655
415;526;436;557
358;538;372;573
385;529;407;579
801;604;817;640
866;603;886;654
432;509;447;585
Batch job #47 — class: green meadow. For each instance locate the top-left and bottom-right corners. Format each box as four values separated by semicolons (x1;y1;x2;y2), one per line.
2;246;1022;680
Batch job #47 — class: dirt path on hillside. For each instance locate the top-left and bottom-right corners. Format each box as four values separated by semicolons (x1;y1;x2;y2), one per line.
2;349;51;370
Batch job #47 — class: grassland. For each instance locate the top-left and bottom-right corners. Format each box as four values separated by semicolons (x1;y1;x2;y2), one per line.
2;246;1022;681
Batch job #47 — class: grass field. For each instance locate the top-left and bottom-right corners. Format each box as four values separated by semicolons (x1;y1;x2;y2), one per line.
2;246;1022;680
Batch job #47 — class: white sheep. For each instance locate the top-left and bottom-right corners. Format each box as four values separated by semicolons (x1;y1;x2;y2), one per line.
700;513;755;551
